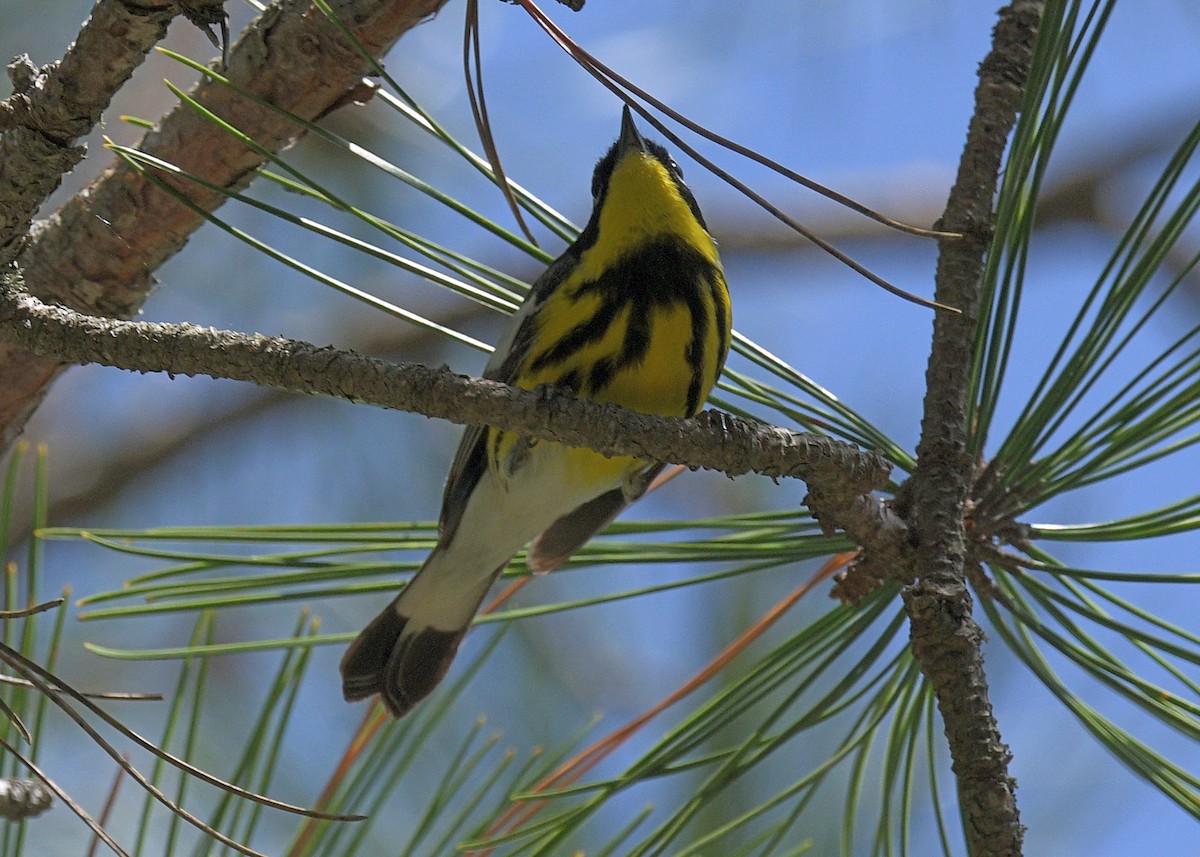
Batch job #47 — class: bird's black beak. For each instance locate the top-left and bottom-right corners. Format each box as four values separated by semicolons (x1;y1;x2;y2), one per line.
618;105;647;154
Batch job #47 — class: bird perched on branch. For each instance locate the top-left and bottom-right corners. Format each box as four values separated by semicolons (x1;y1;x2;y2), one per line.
341;106;731;717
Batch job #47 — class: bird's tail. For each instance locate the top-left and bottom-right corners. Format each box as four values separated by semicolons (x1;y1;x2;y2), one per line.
340;552;503;718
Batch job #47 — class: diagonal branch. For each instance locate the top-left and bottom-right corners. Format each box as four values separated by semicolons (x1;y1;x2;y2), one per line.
906;3;1044;856
0;0;217;261
1;0;452;451
0;271;892;529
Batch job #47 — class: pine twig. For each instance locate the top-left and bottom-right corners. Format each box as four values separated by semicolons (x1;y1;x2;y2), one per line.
0;271;891;523
0;0;216;261
0;0;452;451
906;3;1044;855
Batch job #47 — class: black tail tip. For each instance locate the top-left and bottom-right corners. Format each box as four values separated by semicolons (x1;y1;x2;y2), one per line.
340;606;404;705
340;607;468;719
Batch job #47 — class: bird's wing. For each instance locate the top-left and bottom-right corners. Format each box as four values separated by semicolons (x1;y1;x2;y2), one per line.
437;254;574;544
525;462;664;573
439;247;651;565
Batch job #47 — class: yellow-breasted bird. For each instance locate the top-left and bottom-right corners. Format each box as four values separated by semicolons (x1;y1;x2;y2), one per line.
340;107;732;717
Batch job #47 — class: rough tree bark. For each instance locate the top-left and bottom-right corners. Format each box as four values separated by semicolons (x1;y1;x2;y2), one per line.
905;3;1045;855
0;270;894;523
0;0;451;450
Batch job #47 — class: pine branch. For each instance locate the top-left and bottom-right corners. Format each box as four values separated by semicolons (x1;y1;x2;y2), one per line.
905;3;1044;855
0;0;214;261
0;270;892;531
0;0;452;451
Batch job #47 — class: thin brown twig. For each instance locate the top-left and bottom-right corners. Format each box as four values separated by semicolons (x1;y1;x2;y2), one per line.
0;641;363;824
0;654;271;857
511;0;959;314
514;0;956;240
0;693;31;745
0;596;159;699
0;673;161;701
464;0;539;246
0;597;64;620
0;737;120;852
86;756;129;857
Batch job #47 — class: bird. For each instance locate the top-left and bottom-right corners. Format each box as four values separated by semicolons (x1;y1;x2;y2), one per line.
340;106;732;717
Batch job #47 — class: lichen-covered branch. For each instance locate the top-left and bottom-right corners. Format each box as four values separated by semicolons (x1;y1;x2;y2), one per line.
905;3;1044;856
0;0;451;450
0;273;891;515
